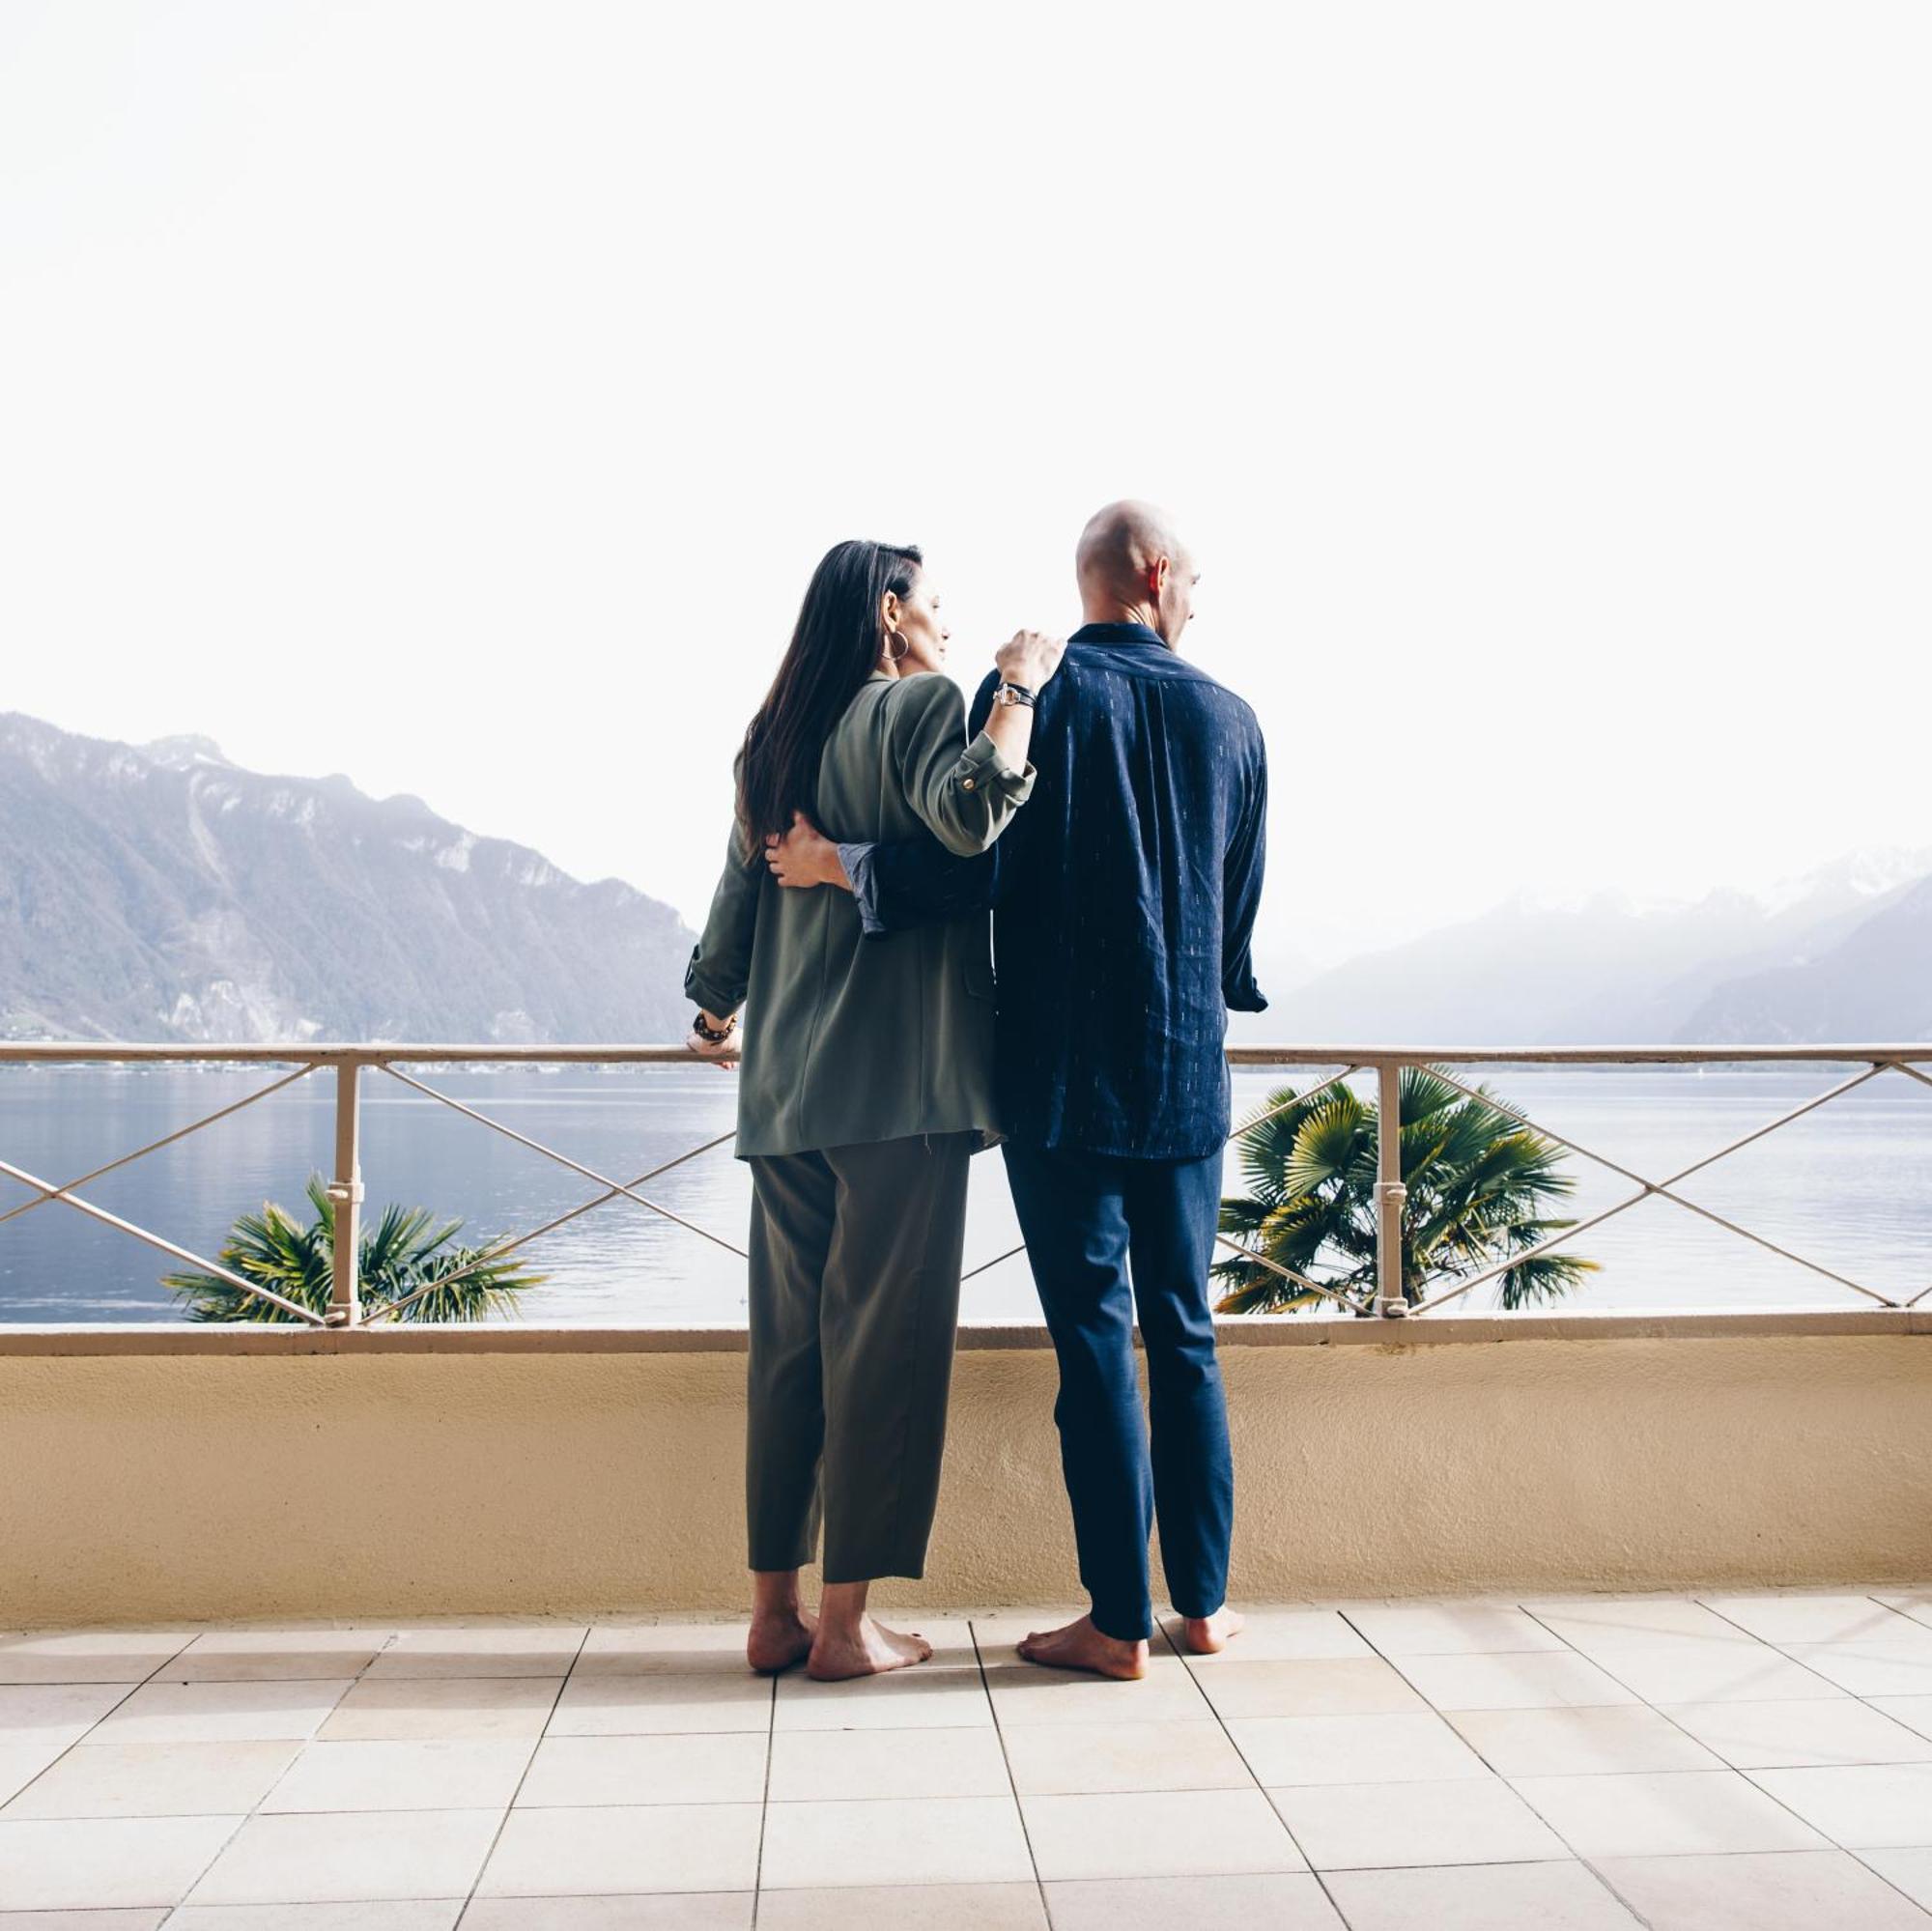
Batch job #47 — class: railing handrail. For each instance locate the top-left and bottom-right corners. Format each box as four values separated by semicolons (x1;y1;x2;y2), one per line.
3;1041;1931;1065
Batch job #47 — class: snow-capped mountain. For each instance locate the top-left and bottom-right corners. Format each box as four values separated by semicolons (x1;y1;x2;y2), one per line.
1687;871;1932;1042
0;712;696;1043
1265;848;1932;1046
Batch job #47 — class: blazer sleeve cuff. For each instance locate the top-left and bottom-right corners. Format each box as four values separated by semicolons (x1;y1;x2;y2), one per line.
683;949;742;1019
959;729;1036;801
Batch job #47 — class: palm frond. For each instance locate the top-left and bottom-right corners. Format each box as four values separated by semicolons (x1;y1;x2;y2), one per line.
165;1173;544;1323
1219;1071;1598;1315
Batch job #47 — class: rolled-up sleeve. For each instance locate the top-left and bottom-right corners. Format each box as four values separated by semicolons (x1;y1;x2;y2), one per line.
890;674;1035;857
684;825;761;1017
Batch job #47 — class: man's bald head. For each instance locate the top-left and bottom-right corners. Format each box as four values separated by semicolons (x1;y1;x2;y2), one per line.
1075;499;1199;647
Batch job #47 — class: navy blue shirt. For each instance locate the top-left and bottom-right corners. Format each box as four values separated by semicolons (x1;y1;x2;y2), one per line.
845;623;1267;1159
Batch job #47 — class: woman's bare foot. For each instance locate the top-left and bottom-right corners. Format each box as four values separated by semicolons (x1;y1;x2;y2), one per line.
747;1605;817;1675
1016;1613;1149;1680
1181;1605;1245;1654
807;1617;933;1681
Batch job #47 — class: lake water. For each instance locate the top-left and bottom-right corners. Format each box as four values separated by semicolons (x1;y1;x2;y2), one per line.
1;1062;1926;1324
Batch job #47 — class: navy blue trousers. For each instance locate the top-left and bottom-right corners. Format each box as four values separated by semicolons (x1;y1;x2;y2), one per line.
1003;1144;1235;1642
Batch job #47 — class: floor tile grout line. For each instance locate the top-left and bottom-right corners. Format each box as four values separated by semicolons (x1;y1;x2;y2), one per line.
1393;1702;1651;1929
1471;1611;1922;1887
0;1662;163;1820
153;1633;407;1927
1728;1754;1932;1859
1877;1593;1932;1638
1517;1593;1822;1780
1699;1591;1932;1672
749;1648;778;1927
2;1629;259;1927
1509;1597;1875;1714
449;1623;591;1928
1225;1602;1831;1921
1153;1611;1362;1928
1577;1836;1932;1931
1575;1850;1667;1929
1504;1596;1892;1879
1842;1842;1932;1921
969;1615;1054;1925
15;1721;1920;1823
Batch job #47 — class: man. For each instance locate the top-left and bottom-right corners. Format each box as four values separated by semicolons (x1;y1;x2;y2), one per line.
768;501;1267;1678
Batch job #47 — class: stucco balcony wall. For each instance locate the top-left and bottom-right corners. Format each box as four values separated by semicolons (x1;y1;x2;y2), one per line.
2;1313;1928;1628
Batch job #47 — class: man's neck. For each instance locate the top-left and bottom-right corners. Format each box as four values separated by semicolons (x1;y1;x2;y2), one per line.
1079;603;1173;647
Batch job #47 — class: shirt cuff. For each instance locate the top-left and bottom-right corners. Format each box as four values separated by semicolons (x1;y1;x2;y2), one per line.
1224;970;1269;1014
958;729;1036;801
838;841;888;939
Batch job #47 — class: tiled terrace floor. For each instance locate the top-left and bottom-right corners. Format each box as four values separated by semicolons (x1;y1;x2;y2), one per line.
4;1592;1932;1927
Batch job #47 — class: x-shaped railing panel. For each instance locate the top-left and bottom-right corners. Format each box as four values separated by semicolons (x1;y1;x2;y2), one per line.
359;1063;746;1324
1406;1060;1912;1315
0;1064;329;1324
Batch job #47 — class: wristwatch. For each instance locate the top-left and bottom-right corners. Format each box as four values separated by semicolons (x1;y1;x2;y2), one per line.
990;682;1037;709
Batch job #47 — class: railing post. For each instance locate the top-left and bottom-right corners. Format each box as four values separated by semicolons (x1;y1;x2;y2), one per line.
1376;1059;1408;1318
326;1060;363;1327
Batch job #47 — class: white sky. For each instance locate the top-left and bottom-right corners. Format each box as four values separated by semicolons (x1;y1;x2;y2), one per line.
2;1;1927;967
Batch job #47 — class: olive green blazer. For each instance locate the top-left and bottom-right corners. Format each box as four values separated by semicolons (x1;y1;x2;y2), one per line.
685;671;1033;1158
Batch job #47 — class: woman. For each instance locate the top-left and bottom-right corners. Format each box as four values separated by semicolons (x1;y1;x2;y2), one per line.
685;539;1062;1681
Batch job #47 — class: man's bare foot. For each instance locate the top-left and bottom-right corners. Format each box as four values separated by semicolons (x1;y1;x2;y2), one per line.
747;1606;817;1674
1016;1613;1149;1680
807;1617;933;1681
1181;1605;1245;1654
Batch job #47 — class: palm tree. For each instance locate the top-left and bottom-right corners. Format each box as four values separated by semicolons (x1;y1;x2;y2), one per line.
164;1175;543;1323
1214;1067;1599;1315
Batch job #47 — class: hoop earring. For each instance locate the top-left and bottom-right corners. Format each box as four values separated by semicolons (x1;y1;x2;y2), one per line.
883;627;910;665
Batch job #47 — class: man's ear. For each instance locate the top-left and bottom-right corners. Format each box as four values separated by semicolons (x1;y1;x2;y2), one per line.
1148;554;1171;598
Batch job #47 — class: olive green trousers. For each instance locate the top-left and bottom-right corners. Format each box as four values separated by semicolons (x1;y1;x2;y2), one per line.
745;1131;976;1583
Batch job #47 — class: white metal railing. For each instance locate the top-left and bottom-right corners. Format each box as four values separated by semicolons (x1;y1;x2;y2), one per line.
1;1042;1928;1328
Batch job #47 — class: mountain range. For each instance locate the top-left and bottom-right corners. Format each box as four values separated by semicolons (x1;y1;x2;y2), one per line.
3;709;1925;1046
0;713;696;1043
1247;847;1932;1046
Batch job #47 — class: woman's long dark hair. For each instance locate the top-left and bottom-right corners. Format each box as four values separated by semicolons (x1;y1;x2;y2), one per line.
735;538;923;855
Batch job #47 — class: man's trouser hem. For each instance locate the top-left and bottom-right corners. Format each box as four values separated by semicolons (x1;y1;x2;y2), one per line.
1091;1604;1154;1643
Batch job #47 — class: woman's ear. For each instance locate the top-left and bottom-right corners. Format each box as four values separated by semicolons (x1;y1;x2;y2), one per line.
880;588;902;633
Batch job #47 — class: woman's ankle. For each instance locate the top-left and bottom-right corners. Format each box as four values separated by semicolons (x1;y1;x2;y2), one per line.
813;1580;874;1645
751;1569;806;1621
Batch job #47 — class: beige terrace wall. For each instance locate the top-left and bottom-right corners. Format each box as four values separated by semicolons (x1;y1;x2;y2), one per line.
2;1316;1928;1626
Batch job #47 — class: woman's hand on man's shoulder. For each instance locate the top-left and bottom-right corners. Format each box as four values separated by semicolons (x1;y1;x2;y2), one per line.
995;630;1065;691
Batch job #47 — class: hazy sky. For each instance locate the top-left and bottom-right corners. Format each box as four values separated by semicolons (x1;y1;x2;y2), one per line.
3;2;1927;967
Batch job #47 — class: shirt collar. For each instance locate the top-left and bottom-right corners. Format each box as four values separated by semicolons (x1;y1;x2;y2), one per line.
1069;621;1170;650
